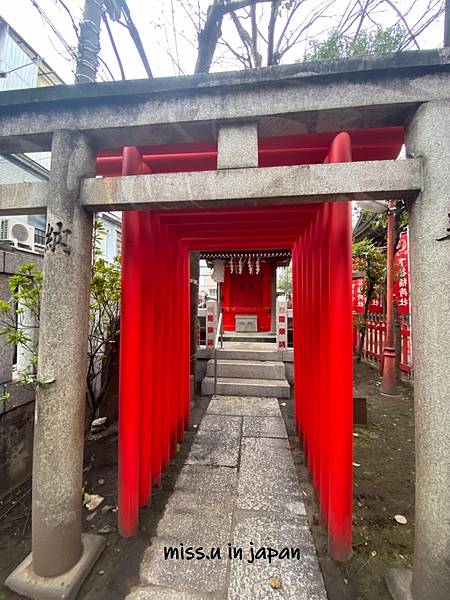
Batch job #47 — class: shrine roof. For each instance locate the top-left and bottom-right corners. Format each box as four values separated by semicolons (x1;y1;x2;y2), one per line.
201;250;291;267
201;251;291;259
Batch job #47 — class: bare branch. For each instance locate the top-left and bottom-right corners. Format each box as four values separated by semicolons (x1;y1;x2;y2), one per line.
274;0;305;58
217;37;252;67
352;0;372;45
121;0;154;77
250;4;262;66
336;0;360;32
170;0;182;75
445;0;450;46
267;0;278;65
102;13;125;79
230;11;255;66
381;0;421;49
398;1;444;50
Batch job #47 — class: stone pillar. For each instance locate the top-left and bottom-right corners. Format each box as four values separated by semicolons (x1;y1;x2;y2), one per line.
205;299;217;348
217;122;258;169
276;297;288;349
6;130;104;599
386;101;450;600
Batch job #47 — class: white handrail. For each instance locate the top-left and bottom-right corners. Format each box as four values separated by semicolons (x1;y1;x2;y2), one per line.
213;312;223;396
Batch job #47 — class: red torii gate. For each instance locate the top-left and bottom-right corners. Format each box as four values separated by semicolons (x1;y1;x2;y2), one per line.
95;127;403;561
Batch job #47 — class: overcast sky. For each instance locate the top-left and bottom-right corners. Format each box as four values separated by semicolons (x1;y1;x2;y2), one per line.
1;0;445;84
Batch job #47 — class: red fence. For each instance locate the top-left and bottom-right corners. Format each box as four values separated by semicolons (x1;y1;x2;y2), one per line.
353;313;413;375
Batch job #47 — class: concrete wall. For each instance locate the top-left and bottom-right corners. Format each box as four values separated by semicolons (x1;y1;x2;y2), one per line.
0;248;42;498
0;397;34;498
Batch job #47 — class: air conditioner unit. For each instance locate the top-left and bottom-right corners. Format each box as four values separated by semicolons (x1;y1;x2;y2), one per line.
0;218;35;251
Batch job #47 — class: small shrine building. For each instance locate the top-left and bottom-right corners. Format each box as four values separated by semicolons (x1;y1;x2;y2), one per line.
201;250;291;332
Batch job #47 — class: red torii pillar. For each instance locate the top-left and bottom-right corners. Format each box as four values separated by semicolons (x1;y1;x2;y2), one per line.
118;147;145;536
119;166;190;536
326;132;353;561
292;132;353;561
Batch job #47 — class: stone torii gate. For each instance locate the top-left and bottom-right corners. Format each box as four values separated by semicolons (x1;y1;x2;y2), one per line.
0;52;449;600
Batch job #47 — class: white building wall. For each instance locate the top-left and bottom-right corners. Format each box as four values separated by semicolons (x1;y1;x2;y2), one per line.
0;23;50;178
97;213;122;262
199;260;216;299
0;23;38;91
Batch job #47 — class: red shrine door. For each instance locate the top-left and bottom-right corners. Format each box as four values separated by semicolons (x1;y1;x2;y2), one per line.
222;260;273;332
230;270;262;307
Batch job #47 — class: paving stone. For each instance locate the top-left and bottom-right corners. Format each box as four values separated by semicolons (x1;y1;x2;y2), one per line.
202;377;290;398
242;416;287;439
156;505;233;546
164;490;235;513
227;515;327;600
126;585;213;599
198;414;242;433
237;438;306;516
186;415;241;467
130;393;324;600
174;465;238;496
207;396;281;417
140;539;229;595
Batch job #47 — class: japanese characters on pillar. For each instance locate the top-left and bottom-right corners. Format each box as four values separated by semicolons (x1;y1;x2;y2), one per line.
276;296;288;349
205;299;218;347
393;230;410;315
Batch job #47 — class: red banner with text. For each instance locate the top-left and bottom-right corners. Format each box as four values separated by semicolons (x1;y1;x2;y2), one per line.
352;229;410;315
393;230;410;315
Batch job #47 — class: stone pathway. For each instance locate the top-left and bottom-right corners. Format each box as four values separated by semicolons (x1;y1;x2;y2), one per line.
126;396;327;600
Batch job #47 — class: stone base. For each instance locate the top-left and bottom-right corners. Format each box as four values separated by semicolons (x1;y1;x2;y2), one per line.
385;568;413;600
5;533;105;600
235;315;257;332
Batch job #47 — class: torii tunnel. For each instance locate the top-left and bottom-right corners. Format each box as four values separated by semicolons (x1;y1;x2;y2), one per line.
96;127;403;561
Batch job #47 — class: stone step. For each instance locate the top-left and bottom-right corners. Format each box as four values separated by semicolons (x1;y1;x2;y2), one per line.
202;376;290;398
206;359;285;380
222;333;277;343
215;348;281;361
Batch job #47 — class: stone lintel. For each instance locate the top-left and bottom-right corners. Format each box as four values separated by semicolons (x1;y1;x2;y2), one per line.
2;49;449;110
0;50;450;153
0;68;450;154
0;104;420;153
0;160;421;217
217;122;258;169
79;159;421;212
0;181;48;215
5;533;105;600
